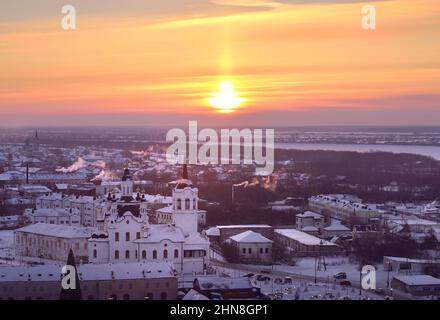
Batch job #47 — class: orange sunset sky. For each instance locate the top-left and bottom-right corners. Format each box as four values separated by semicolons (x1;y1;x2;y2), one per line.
0;0;439;126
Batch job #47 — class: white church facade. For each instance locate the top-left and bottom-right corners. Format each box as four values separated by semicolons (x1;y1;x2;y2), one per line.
88;165;210;274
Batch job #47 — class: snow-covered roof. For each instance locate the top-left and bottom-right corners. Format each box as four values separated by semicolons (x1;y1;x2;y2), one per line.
384;256;440;264
275;229;336;246
324;224;351;231
15;223;94;239
182;289;209;300
26;208;80;217
156;206;174;214
271;205;296;212
393;275;440;286
217;224;271;229
184;233;210;249
0;262;175;283
206;227;220;237
230;230;273;243
393;219;438;226
0;215;20;222
301;226;319;232
136;224;185;243
297;211;323;219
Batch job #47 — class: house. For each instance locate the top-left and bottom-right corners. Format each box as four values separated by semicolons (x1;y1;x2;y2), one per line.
321;221;351;238
296;211;325;233
384;256;440;276
274;229;341;257
15;223;94;262
0;215;22;230
391;275;440;297
215;225;273;243
228;230;273;263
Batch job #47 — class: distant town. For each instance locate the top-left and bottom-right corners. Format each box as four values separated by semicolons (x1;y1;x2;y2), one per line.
0;127;440;300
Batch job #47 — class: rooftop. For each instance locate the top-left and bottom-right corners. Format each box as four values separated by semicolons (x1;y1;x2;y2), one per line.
15;223;94;239
275;229;336;246
393;275;440;286
230;230;273;243
0;262;175;283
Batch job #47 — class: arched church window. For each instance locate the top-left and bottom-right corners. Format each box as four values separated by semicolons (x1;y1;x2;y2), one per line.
176;199;182;210
125;250;130;259
93;249;97;259
114;250;119;259
163;249;168;259
142;250;147;259
153;250;157;259
185;198;190;210
193;199;197;209
174;249;179;258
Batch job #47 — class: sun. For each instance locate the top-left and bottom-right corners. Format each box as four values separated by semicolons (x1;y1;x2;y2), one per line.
208;81;245;113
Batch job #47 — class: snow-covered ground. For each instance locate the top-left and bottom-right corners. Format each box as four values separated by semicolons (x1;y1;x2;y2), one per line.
213;264;384;300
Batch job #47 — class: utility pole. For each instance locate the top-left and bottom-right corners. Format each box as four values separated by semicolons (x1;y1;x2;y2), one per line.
314;255;317;284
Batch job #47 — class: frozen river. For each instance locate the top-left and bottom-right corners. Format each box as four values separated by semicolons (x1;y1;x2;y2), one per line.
275;143;440;160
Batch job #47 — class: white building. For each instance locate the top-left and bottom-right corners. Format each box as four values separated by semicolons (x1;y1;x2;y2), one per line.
88;165;210;275
0;262;177;300
274;229;341;256
296;211;325;233
229;230;273;263
25;208;81;226
15;223;94;262
309;194;382;226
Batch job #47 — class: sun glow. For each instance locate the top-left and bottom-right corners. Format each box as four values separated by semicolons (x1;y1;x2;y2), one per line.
208;81;245;113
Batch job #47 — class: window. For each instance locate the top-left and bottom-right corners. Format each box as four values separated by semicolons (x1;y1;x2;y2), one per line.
163;250;168;259
265;248;269;254
123;294;130;300
93;250;97;259
142;250;147;259
185;199;190;210
193;198;197;209
248;248;252;254
176;199;182;210
114;250;119;259
115;232;119;242
153;250;157;259
136;232;141;239
125;250;130;259
242;248;246;254
161;292;167;300
125;232;130;241
174;249;179;258
260;248;263;254
135;250;138;259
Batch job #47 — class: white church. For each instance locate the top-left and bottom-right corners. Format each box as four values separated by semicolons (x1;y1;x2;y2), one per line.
88;165;210;274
